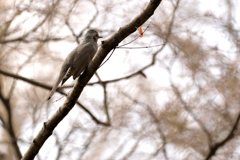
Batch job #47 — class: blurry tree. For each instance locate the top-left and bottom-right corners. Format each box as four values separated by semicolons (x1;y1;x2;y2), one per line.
0;0;239;160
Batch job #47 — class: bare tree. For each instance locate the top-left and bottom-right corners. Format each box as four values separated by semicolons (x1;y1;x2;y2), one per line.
0;0;239;160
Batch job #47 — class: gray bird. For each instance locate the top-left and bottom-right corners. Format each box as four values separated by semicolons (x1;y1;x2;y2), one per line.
47;29;102;100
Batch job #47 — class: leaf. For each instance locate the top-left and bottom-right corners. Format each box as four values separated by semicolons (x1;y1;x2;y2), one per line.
138;26;143;37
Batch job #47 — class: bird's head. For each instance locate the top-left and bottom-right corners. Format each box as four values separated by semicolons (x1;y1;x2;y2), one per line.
85;29;102;42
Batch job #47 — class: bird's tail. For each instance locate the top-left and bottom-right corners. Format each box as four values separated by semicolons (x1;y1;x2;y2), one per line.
47;65;69;100
61;71;71;86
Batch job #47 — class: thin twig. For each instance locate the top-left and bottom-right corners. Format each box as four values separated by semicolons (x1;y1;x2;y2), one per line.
116;43;164;49
98;47;116;68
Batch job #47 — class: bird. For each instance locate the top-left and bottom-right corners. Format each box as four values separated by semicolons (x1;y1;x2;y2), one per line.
47;29;102;100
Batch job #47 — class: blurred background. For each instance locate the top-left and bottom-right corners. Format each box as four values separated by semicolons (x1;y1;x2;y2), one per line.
0;0;239;159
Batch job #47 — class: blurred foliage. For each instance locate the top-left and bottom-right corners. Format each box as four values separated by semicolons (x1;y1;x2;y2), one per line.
0;0;239;159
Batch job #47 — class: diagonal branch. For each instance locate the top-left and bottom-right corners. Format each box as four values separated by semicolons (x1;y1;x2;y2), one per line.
0;69;54;91
0;37;63;44
206;111;240;160
0;69;109;126
21;0;162;159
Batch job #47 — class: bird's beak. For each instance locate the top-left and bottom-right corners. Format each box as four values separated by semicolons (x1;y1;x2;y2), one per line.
98;35;103;38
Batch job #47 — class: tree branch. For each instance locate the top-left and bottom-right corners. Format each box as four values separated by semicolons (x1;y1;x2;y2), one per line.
206;111;240;160
0;69;109;126
21;0;162;159
0;88;22;159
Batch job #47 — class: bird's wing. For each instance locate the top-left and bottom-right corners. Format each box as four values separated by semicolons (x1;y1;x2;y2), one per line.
71;43;97;79
47;61;70;100
61;67;72;86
